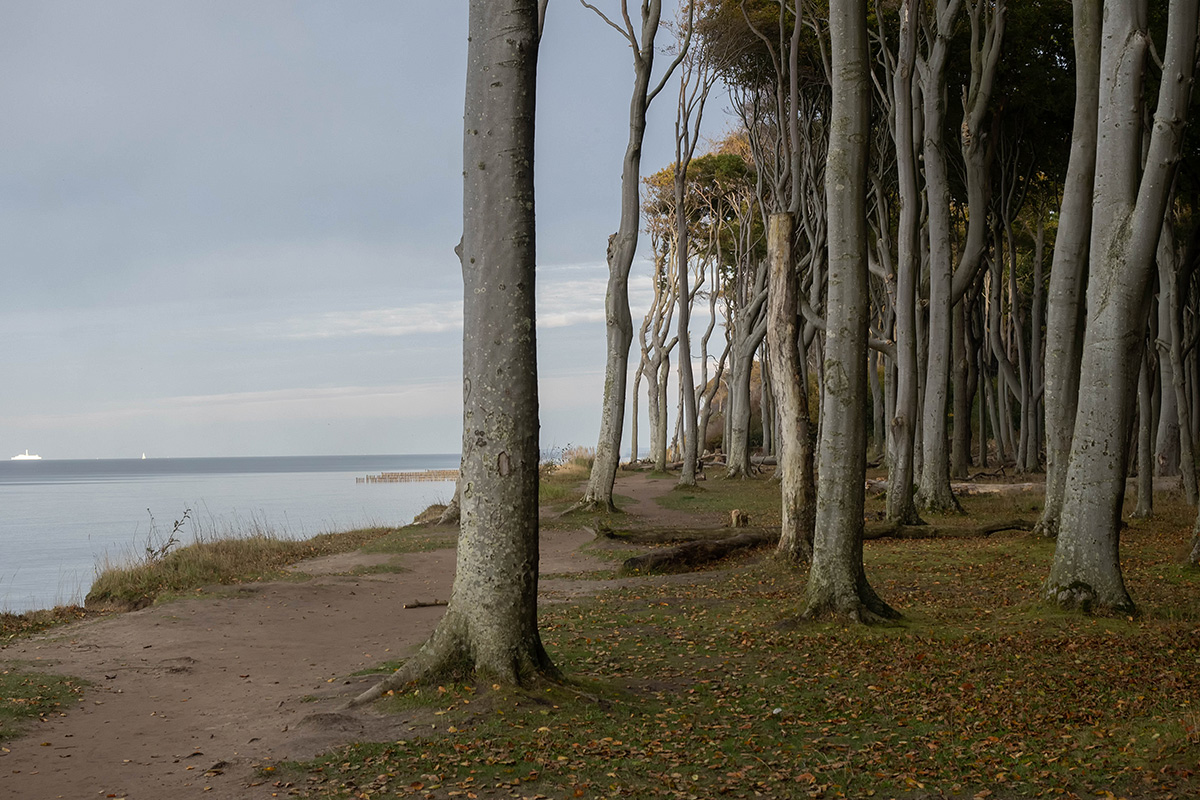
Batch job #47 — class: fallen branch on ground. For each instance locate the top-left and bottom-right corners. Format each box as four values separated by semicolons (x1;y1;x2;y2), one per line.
622;530;778;574
863;518;1036;541
402;600;448;609
593;525;774;545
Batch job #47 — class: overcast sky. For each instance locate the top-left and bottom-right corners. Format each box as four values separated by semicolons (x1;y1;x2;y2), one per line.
1;1;719;459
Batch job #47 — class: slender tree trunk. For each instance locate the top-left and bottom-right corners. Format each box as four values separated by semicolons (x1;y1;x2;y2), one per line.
676;200;698;486
1133;347;1154;519
869;348;886;462
951;301;973;478
355;0;554;702
1160;216;1198;504
885;0;922;524
803;0;898;623
769;213;816;563
1037;0;1101;538
579;0;674;510
914;0;965;513
1046;0;1199;614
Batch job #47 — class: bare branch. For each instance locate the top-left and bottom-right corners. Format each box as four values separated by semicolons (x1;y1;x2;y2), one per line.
578;0;637;47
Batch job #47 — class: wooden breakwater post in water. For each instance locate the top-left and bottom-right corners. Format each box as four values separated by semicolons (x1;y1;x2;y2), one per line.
357;469;460;484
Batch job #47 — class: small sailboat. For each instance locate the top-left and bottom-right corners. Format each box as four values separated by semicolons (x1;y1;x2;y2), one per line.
11;449;41;461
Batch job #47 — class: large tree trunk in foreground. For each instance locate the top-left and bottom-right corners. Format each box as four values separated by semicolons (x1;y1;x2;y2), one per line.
1036;0;1100;539
1045;0;1199;614
768;213;815;563
353;0;554;703
803;0;898;623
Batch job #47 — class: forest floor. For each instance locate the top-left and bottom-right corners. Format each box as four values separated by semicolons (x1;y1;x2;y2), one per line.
1;468;1198;800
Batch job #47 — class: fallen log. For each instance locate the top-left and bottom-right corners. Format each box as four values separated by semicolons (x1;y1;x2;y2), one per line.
593;525;775;545
621;530;778;574
863;518;1036;541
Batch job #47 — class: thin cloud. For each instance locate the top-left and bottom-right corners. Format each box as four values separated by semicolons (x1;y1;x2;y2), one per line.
262;261;658;340
274;303;464;339
5;382;463;428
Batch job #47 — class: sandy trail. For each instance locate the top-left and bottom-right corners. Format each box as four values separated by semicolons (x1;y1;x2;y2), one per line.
0;473;711;800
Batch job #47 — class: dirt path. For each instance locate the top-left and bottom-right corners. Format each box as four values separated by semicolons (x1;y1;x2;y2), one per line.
0;474;704;800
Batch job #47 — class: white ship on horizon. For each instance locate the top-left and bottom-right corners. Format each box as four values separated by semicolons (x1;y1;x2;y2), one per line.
11;449;42;461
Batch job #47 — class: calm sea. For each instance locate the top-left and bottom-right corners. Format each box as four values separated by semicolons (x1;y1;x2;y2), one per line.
0;454;459;614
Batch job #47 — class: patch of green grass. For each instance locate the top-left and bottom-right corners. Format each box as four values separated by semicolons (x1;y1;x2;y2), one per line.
654;473;780;522
542;570;621;581
578;541;643;565
86;526;401;611
343;561;410;576
0;668;87;740
292;487;1200;800
360;528;457;555
0;606;94;646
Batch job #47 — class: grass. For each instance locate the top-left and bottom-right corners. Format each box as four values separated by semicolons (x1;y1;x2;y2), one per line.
0;606;92;647
85;524;409;610
0;667;87;741
655;472;782;524
291;487;1200;800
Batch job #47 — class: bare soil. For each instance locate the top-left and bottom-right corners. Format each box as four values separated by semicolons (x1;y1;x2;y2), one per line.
0;472;716;800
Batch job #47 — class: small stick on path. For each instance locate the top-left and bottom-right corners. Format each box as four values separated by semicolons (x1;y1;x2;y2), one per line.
402;600;448;609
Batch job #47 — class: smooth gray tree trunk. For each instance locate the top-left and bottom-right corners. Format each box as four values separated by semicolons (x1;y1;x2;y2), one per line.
913;0;964;513
354;0;554;702
885;0;923;524
1036;0;1101;539
1046;0;1199;614
803;0;898;623
1133;348;1154;519
769;213;816;563
919;0;1003;512
578;0;684;510
1158;216;1198;503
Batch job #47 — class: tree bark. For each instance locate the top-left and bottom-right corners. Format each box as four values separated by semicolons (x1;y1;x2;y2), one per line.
885;0;923;524
354;0;555;703
1036;0;1101;539
1159;214;1199;504
1046;0;1199;614
803;0;898;623
1133;347;1154;519
768;213;816;563
579;0;679;510
913;0;965;514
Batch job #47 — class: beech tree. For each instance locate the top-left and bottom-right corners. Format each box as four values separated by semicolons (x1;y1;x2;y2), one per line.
353;0;554;702
916;0;1004;513
577;0;692;511
1045;0;1199;613
803;0;897;622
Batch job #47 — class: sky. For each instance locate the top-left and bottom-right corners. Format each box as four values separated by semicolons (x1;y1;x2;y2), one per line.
1;1;717;460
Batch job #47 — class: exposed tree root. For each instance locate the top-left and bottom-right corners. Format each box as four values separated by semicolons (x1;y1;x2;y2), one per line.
345;618;558;709
1043;581;1138;617
566;495;620;515
799;583;902;625
863;518;1035;541
1032;515;1059;539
